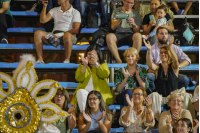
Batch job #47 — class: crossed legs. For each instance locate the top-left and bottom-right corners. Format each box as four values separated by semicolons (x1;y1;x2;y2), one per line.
171;1;193;15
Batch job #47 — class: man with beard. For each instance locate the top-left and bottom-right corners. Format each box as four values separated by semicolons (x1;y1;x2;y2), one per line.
146;27;191;93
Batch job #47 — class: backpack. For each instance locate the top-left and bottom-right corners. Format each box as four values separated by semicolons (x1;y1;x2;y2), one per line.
85;6;100;28
90;27;115;47
178;17;195;46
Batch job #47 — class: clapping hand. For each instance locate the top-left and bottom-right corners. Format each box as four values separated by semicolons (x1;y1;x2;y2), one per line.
143;39;151;50
125;94;134;108
81;54;88;66
168;36;174;47
166;115;172;126
97;111;106;121
172;111;180;122
144;96;152;109
68;104;76;114
135;67;140;78
193;119;199;131
122;67;129;79
82;111;91;123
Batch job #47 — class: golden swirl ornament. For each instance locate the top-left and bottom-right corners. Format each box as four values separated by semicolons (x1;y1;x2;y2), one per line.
0;60;71;133
0;88;41;132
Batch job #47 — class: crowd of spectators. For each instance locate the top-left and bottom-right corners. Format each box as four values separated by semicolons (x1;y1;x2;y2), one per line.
0;0;199;132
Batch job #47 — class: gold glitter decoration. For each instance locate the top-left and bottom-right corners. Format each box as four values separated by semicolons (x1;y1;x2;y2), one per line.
31;80;61;104
0;88;41;132
0;72;15;96
20;72;31;89
16;62;37;91
57;112;71;117
0;60;66;133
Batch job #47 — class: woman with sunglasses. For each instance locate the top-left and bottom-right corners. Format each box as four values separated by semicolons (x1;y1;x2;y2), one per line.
42;88;76;133
145;35;179;98
158;93;193;133
144;29;195;121
119;87;155;132
70;44;113;112
78;90;112;133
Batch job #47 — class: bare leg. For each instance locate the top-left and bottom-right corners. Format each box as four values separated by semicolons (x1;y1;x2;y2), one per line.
132;33;142;53
34;30;47;62
171;1;179;13
63;32;73;61
106;33;122;63
184;1;193;15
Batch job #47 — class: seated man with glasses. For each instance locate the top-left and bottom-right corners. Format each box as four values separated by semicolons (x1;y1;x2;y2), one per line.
106;0;142;63
143;27;195;121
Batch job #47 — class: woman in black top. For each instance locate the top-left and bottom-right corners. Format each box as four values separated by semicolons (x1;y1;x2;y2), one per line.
144;35;179;97
142;0;174;45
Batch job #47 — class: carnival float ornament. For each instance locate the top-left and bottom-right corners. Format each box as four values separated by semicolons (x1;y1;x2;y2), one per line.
0;54;71;133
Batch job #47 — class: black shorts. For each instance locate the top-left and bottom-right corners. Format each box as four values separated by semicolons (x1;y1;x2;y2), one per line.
115;32;134;47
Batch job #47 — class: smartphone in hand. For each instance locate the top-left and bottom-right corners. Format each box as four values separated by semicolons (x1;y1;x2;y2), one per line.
149;15;155;22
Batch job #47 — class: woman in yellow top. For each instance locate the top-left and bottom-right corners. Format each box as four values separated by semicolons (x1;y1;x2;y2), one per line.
70;45;113;112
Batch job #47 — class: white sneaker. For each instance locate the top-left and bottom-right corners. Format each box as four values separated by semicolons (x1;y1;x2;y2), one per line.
1;38;8;44
63;59;70;63
36;60;44;64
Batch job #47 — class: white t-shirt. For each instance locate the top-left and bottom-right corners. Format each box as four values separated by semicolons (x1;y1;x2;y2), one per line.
49;5;81;37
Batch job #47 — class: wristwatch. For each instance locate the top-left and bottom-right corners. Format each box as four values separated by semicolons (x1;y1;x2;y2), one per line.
95;62;99;66
179;65;181;69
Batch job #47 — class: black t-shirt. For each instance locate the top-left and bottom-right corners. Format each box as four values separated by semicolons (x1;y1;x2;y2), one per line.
142;13;171;32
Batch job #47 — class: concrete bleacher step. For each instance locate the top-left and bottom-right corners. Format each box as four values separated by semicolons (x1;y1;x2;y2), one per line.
0;44;199;54
2;81;195;91
70;128;158;133
0;62;198;74
11;11;199;19
7;27;200;34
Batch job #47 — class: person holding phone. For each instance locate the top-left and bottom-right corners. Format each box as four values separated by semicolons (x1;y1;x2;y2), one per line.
34;0;81;64
142;5;168;40
106;0;142;63
44;0;81;32
115;47;149;106
142;0;174;45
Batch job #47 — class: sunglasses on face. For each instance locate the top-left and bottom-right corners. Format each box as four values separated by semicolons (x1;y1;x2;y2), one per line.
55;94;65;97
132;93;143;97
88;97;99;101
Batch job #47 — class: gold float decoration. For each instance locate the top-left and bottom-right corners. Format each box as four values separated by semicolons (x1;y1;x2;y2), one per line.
0;61;71;133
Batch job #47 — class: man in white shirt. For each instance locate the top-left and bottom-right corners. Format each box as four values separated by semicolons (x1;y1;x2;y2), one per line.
34;0;81;63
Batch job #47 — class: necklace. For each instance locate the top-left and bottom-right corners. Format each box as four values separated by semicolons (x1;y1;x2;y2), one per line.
91;111;102;129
